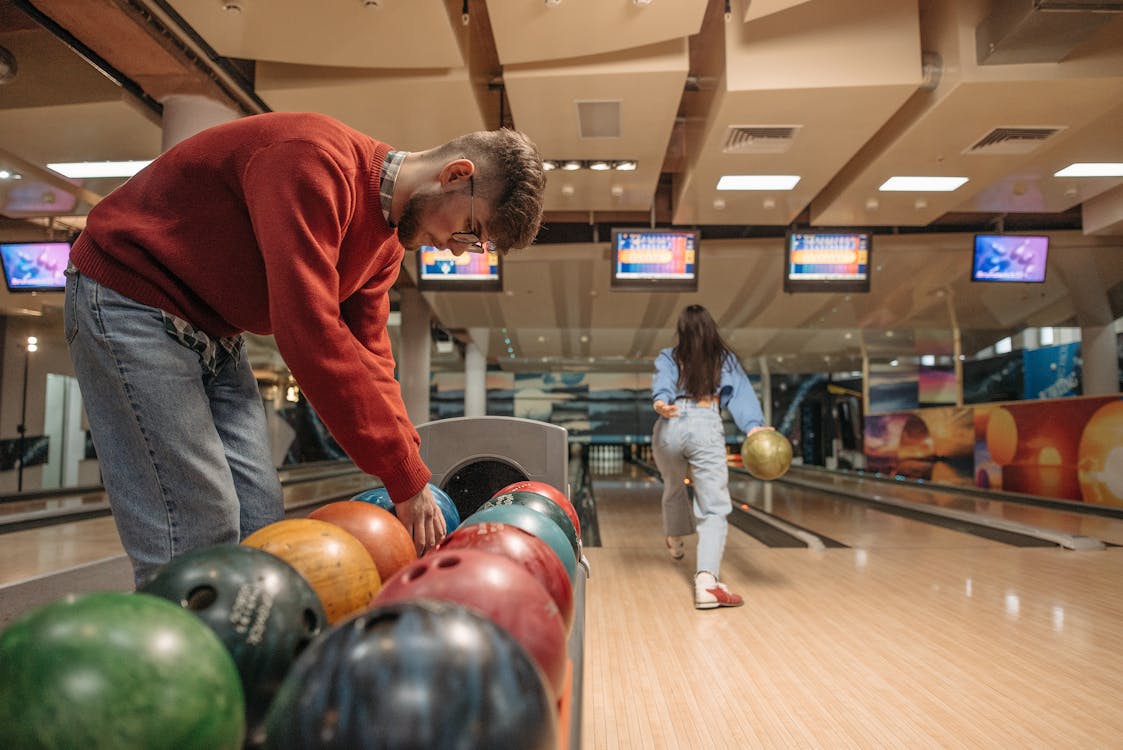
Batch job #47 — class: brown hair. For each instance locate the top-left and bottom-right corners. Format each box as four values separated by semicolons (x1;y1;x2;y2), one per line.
672;304;737;399
431;129;546;253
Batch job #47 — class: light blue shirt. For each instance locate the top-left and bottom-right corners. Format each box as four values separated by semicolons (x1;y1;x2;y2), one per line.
652;347;765;434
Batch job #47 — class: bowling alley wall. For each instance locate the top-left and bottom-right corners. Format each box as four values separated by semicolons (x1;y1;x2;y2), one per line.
862;336;1122;507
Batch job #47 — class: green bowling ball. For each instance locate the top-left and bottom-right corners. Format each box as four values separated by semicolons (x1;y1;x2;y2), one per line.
741;428;793;481
0;591;245;750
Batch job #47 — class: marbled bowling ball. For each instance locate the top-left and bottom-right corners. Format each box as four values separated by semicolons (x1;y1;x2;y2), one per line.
263;600;556;750
0;591;244;750
242;518;381;625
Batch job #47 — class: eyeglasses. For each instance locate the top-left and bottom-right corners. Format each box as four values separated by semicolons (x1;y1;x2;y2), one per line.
450;176;495;254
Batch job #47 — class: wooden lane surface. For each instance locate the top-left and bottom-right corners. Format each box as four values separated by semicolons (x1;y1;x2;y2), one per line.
730;479;1014;550
0;472;377;586
581;480;1123;749
792;470;1123;546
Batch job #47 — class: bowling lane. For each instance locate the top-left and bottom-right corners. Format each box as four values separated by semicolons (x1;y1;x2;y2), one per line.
592;474;773;553
730;478;1016;550
786;467;1123;545
583;471;1123;749
0;469;378;587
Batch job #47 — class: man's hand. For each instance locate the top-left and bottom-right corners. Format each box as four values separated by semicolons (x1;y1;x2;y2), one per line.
396;486;447;555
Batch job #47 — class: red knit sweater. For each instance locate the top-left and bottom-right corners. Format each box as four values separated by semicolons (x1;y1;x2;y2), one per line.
71;112;430;503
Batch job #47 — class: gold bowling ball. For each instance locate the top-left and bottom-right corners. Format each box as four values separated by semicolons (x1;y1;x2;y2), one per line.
741;429;793;481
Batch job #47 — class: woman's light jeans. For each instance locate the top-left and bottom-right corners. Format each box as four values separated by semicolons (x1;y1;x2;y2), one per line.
65;270;284;586
652;399;731;577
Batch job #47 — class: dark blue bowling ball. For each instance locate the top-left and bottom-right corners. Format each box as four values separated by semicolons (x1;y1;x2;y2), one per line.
262;600;557;750
352;483;460;534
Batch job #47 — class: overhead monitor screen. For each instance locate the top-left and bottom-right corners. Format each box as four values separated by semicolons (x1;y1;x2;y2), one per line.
416;246;502;292
0;241;70;292
611;229;699;292
971;234;1049;283
784;231;871;293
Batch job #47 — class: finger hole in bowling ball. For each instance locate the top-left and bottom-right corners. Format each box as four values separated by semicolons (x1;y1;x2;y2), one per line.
185;585;217;611
404;563;430;582
301;609;321;638
436;555;461;569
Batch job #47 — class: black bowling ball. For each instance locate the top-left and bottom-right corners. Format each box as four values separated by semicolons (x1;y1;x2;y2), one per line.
140;544;326;742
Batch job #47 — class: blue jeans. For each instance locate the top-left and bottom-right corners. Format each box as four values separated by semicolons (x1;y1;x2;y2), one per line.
652;400;731;577
64;270;284;586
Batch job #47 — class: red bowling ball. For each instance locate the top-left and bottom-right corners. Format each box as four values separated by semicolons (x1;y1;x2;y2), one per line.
373;548;568;699
436;522;574;632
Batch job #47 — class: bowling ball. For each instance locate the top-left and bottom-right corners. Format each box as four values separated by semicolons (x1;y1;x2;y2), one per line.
0;592;244;750
352;482;461;535
263;600;556;750
482;490;581;561
437;522;574;632
373;548;568;699
494;480;581;538
308;501;417;582
740;429;793;481
462;504;578;584
139;544;327;738
242;519;381;625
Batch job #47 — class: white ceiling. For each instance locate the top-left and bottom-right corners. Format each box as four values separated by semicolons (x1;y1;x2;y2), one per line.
1;0;1121;375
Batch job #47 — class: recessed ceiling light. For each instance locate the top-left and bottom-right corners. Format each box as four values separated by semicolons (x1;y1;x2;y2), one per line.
878;176;968;191
717;175;800;190
588;160;611;171
48;160;151;178
561;160;582;171
614;161;637;171
1053;162;1123;177
542;160;558;171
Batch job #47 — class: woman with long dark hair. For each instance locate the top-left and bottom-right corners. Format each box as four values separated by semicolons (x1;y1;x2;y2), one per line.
651;304;771;609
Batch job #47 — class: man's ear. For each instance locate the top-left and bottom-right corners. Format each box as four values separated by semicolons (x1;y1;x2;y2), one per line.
438;159;475;188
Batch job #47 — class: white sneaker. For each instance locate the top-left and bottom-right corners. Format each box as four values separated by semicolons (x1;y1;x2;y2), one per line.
665;535;685;561
694;571;743;610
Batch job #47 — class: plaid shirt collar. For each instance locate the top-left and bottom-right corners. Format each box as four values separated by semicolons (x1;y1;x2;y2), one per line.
380;150;407;227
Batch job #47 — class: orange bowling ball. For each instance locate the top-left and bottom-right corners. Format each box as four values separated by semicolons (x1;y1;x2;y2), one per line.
242;518;381;625
309;501;418;583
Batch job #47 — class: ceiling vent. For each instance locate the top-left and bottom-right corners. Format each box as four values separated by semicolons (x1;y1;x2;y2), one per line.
976;0;1123;64
722;126;801;154
576;100;622;139
965;126;1065;155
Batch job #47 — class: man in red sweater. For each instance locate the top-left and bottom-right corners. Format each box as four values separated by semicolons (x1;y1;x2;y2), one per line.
65;112;545;585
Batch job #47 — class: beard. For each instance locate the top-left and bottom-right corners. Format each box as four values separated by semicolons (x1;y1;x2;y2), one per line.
394;189;441;251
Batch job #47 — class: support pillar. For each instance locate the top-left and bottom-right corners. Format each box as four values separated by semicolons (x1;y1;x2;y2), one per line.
399;288;432;425
464;328;489;418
